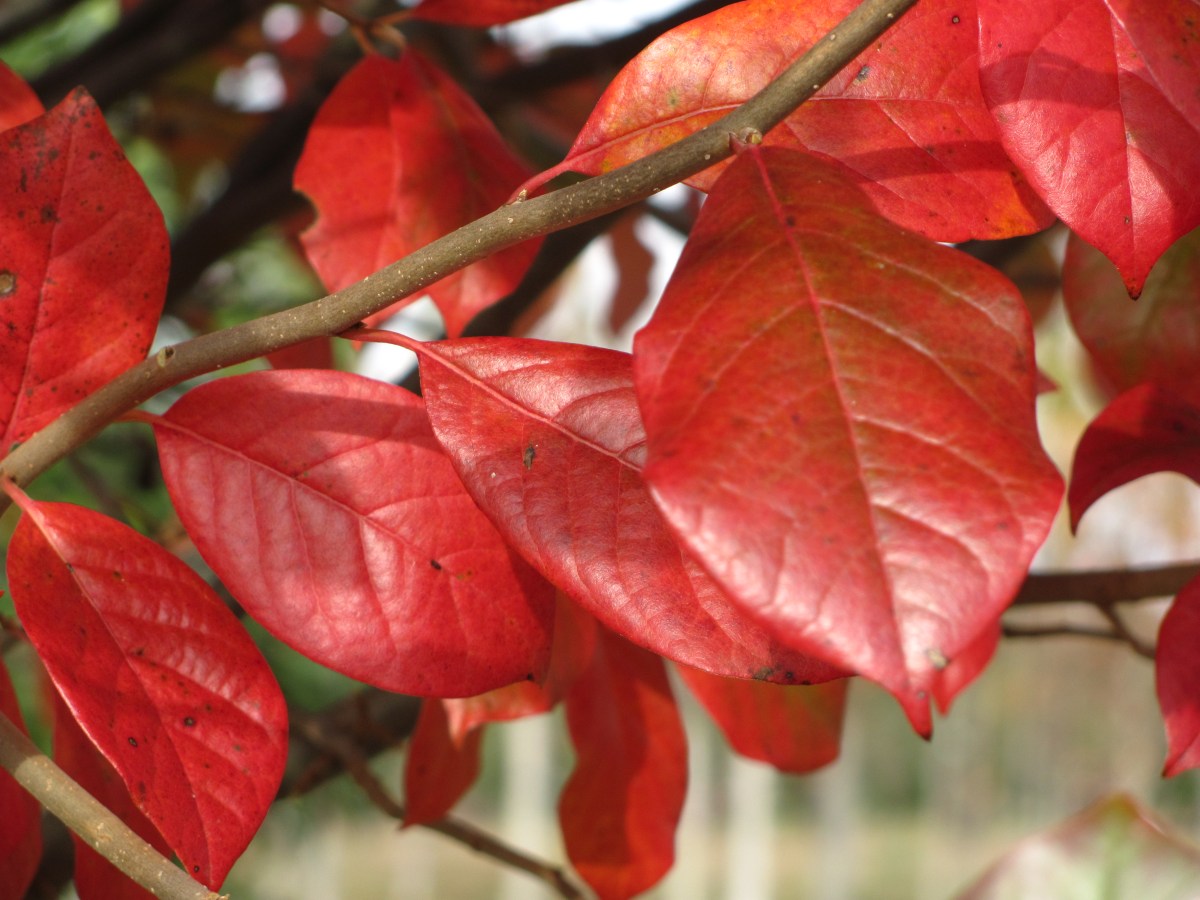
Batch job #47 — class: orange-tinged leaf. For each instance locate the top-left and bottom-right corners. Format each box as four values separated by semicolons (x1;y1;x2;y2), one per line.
978;0;1200;296
1064;228;1200;395
5;493;289;889
529;0;1051;242
1068;383;1200;531
0;89;168;453
634;148;1061;733
677;667;846;773
398;334;844;685
152;369;555;696
53;692;170;900
295;53;540;337
0;659;40;899
1157;580;1200;777
0;61;42;131
560;628;686;900
411;0;578;26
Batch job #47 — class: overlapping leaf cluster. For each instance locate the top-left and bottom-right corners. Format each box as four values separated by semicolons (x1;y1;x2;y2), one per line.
1;0;1198;897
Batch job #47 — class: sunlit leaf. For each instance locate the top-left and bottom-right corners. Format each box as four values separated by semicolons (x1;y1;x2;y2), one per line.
0;658;40;898
1068;383;1200;531
152;369;555;696
295;53;539;337
634;148;1061;732
677;667;846;773
1064;228;1200;395
528;0;1051;241
560;627;686;900
978;0;1200;295
957;794;1200;900
5;493;288;888
0;89;168;452
400;334;843;685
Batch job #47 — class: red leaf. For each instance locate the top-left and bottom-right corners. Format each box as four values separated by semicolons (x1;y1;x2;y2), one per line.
978;0;1200;296
295;53;539;337
1064;228;1200;395
53;691;170;900
402;334;843;685
931;620;1000;714
633;148;1061;733
528;0;1051;242
0;89;168;452
0;659;41;899
1157;580;1200;777
0;61;42;132
677;666;846;773
402;698;484;827
266;336;334;370
1068;383;1200;531
152;368;555;696
560;628;686;900
411;0;577;26
4;494;289;889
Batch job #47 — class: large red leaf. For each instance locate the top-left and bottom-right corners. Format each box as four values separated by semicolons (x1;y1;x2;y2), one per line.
0;61;42;131
560;627;686;900
527;0;1051;242
392;332;843;685
978;0;1200;296
411;0;578;26
0;89;168;453
1064;228;1200;395
677;666;846;773
1157;579;1200;777
151;368;555;696
295;53;539;337
0;659;40;899
53;691;170;900
959;794;1200;899
633;148;1061;734
402;698;484;828
1068;383;1200;530
4;493;288;889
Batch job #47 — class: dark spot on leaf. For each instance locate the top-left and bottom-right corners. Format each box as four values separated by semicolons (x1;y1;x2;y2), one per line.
525;673;534;681
1124;216;1131;224
39;205;56;223
112;570;123;580
785;215;796;227
193;866;200;874
128;737;138;747
132;647;144;656
183;717;196;727
430;559;442;571
855;65;870;82
951;14;960;23
0;271;14;296
752;666;774;680
800;680;812;686
523;444;536;469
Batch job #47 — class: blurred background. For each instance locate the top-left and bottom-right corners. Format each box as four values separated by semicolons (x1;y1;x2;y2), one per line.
3;1;1199;897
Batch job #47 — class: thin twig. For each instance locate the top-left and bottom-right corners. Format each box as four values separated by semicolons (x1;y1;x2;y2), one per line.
1014;562;1200;607
1094;604;1158;659
1002;621;1134;644
290;708;586;899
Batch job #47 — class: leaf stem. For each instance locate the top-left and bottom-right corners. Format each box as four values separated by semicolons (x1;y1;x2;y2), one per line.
0;712;224;900
0;0;920;513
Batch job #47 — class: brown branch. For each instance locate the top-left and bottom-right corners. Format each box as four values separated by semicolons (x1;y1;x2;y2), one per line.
0;0;921;511
0;713;223;900
1014;562;1200;607
290;708;585;899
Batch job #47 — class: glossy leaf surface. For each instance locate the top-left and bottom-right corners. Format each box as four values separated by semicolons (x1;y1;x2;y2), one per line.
0;659;40;899
529;0;1051;241
978;0;1200;295
410;335;844;685
6;497;288;888
411;0;577;25
153;368;555;696
1064;228;1200;394
53;691;169;900
0;61;42;131
0;89;168;452
1157;580;1200;777
634;148;1061;732
958;794;1200;900
677;667;846;773
1068;383;1200;530
295;53;539;337
402;698;484;827
560;627;686;900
